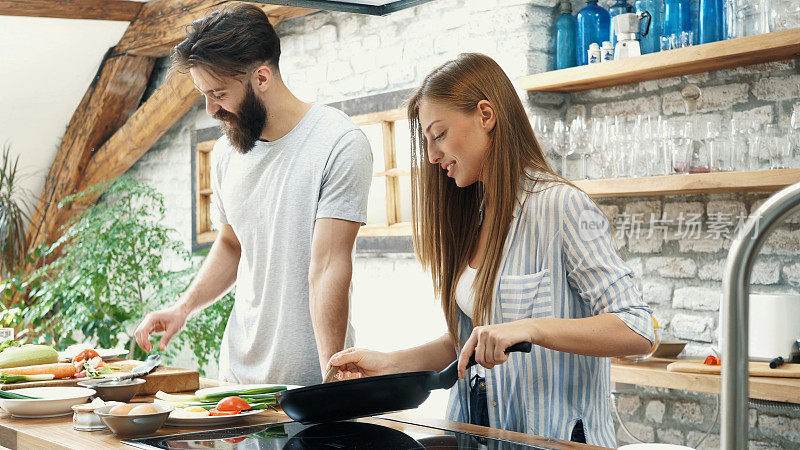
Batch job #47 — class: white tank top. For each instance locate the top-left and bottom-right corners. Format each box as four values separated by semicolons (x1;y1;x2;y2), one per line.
455;265;478;320
455;265;485;378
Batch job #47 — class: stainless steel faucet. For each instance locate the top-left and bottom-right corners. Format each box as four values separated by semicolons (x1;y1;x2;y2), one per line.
722;181;800;449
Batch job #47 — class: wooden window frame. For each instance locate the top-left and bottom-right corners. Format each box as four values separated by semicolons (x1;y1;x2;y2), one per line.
190;127;222;251
351;108;413;237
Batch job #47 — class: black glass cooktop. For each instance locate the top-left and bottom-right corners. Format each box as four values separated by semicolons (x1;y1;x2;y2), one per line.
123;419;556;449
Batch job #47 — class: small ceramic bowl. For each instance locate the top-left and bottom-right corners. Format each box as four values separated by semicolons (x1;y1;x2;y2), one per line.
72;400;121;431
652;340;688;358
94;403;174;437
76;378;145;402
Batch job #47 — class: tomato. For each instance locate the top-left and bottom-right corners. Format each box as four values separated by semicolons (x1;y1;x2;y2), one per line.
216;396;250;412
73;349;100;365
223;437;247;444
209;408;240;416
704;355;720;366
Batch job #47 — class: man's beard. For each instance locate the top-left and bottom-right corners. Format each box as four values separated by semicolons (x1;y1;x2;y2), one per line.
213;83;267;153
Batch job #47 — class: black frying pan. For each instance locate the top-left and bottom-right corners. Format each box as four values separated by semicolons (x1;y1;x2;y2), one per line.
276;342;532;424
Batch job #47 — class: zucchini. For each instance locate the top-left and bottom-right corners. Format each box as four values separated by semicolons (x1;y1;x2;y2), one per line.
0;345;58;369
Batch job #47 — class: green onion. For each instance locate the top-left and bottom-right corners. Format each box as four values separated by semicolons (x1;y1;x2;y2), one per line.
0;390;41;399
198;386;286;401
0;373;55;384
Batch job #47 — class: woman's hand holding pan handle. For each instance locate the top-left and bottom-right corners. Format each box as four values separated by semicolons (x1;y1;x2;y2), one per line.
457;319;536;379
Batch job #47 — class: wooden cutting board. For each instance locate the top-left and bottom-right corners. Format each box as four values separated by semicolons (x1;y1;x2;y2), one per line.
0;360;199;394
667;360;800;378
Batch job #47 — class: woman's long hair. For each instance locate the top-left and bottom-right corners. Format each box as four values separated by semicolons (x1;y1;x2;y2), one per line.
408;53;565;345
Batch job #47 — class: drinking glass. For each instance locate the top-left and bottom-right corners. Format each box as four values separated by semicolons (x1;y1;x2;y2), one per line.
744;123;767;170
551;120;572;178
570;116;591;180
665;120;693;174
763;124;791;170
660;34;676;51
678;30;694;48
691;118;718;174
735;0;771;37
709;138;733;172
789;107;800;152
631;115;654;177
598;117;616;178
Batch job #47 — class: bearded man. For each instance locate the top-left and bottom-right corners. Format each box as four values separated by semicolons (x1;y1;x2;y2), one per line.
134;4;372;386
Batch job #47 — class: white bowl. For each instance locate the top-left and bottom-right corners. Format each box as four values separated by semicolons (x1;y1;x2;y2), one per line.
0;387;96;418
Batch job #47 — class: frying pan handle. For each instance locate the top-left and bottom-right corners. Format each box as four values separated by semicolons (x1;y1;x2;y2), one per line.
430;341;532;391
465;342;533;369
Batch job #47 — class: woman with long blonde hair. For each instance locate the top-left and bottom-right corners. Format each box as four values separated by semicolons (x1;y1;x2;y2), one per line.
328;53;654;446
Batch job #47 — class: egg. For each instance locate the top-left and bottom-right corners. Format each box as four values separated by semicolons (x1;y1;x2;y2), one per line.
109;403;135;415
184;406;209;413
170;406;211;418
127;404;158;415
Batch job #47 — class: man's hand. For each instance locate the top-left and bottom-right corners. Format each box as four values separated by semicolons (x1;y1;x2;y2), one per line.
134;304;190;352
327;347;402;380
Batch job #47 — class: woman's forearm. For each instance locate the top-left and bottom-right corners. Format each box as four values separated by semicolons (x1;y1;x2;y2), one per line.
391;334;457;373
528;314;652;357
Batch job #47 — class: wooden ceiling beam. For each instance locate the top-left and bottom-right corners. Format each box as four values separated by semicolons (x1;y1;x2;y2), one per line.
79;73;201;194
117;0;317;57
25;53;155;251
0;0;144;21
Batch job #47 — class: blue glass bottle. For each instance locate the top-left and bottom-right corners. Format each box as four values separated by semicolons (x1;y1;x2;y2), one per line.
577;0;610;66
699;0;724;43
555;0;577;70
608;0;634;46
635;0;662;54
663;0;692;42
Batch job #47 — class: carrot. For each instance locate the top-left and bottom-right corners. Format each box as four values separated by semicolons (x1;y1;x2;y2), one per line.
0;363;77;379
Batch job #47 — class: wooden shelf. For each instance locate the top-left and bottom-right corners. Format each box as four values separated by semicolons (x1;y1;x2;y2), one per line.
573;168;800;198
519;28;800;92
612;358;800;404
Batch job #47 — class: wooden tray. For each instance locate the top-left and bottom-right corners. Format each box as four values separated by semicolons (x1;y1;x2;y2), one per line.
0;360;199;394
667;360;800;378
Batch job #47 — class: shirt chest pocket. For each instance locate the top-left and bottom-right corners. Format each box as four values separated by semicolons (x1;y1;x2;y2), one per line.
497;269;553;322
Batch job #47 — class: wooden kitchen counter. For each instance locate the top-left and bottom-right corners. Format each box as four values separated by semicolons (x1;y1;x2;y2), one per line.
611;358;800;404
0;377;603;450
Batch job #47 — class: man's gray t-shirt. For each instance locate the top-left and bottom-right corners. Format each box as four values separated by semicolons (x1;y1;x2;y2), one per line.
210;104;372;387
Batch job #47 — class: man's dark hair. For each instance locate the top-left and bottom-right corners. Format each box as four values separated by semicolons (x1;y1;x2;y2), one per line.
171;4;281;79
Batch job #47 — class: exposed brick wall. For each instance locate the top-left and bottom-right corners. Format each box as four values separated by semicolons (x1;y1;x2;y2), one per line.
123;0;800;446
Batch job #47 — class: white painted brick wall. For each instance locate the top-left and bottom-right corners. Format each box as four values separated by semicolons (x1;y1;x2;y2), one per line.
672;286;720;311
645;257;697;279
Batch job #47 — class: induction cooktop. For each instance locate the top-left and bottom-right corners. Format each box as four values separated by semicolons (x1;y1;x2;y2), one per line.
123;419;557;449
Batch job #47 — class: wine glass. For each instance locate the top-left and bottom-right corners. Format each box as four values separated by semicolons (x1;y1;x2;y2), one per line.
789;107;800;155
570;116;590;180
551;120;571;179
530;114;550;155
745;123;768;170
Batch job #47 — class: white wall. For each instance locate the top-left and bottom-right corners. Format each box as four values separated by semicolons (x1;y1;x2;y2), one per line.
0;16;128;212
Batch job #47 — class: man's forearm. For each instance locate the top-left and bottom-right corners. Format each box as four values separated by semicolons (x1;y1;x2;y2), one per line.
179;228;240;315
309;263;351;372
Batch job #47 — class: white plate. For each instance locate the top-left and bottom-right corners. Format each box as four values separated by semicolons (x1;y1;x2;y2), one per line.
194;383;301;399
0;387;96;418
164;407;267;427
